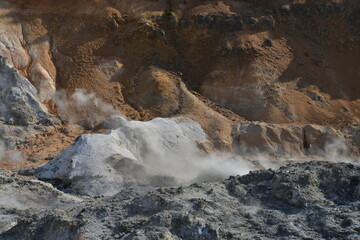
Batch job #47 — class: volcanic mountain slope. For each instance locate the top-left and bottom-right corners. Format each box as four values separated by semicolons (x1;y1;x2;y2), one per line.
4;0;359;125
1;0;360;126
0;0;358;166
0;1;359;239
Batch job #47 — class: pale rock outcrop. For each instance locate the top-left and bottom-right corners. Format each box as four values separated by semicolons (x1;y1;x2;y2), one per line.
232;122;352;160
232;122;304;159
22;21;57;102
0;57;54;125
34;117;357;197
303;124;351;156
35;117;207;196
0;4;56;102
0;3;30;73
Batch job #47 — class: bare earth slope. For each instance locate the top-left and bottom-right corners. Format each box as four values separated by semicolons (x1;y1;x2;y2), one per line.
3;0;360;127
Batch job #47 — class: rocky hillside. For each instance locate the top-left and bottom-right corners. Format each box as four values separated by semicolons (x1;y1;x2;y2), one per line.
2;0;359;125
0;0;358;165
0;0;359;239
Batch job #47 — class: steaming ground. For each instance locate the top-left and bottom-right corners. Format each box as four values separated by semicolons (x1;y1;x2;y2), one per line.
0;88;359;239
54;88;127;129
33;112;360;197
2;85;357;197
1;84;358;197
35;117;256;196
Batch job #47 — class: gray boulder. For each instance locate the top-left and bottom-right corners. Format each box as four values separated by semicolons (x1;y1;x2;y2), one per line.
0;56;55;126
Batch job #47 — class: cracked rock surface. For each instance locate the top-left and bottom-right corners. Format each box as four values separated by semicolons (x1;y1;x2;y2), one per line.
1;161;360;240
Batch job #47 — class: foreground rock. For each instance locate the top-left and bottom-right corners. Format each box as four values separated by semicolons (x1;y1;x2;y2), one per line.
1;161;360;239
0;175;82;236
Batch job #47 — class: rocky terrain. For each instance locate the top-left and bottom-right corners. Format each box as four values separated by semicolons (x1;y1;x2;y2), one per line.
0;0;359;239
1;162;360;239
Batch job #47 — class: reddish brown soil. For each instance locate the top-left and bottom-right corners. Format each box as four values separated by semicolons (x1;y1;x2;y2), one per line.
9;0;358;127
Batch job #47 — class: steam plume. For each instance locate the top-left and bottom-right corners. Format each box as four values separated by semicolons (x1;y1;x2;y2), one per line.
54;88;126;129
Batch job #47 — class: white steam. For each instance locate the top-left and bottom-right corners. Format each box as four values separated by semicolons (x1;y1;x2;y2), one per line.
142;146;250;183
187;152;256;183
54;88;126;129
34;112;360;197
323;138;358;163
0;139;24;163
36;117;261;196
